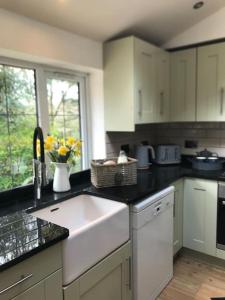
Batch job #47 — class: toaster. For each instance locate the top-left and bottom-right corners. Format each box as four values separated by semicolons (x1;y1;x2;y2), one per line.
155;144;181;165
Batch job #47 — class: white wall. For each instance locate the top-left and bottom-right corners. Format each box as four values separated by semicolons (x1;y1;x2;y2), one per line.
164;7;225;49
0;8;106;160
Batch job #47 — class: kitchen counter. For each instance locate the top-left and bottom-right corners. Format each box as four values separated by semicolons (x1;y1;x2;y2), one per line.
0;210;69;272
85;164;225;205
0;163;224;272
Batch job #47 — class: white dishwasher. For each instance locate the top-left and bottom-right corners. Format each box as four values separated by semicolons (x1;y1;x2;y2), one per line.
132;186;174;300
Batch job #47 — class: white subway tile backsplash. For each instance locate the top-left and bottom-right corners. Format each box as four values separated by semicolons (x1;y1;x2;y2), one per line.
106;122;225;157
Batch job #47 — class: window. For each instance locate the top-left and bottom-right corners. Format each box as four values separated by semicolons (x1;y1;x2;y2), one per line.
0;59;89;192
46;72;83;172
0;64;37;191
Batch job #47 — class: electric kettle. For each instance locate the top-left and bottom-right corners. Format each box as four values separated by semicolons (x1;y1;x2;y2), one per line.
135;144;155;169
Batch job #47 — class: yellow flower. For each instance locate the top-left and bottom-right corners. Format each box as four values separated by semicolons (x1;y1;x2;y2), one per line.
58;146;69;156
67;137;76;146
45;141;54;151
45;136;55;144
75;140;82;149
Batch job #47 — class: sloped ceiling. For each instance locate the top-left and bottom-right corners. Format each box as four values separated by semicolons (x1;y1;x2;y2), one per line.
0;0;225;46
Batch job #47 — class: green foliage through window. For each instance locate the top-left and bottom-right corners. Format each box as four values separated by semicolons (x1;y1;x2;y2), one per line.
0;65;37;191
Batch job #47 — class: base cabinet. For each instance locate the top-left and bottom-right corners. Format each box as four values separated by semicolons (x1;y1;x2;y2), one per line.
0;244;63;300
12;270;63;300
172;179;184;255
183;178;217;256
63;242;132;300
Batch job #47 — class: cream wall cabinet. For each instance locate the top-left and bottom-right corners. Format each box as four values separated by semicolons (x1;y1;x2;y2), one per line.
170;49;197;122
197;43;225;121
0;244;62;300
104;36;169;131
172;179;184;255
183;178;217;256
63;241;132;300
155;50;170;122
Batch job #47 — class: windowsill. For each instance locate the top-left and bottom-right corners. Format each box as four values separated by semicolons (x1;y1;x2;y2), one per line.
0;169;91;211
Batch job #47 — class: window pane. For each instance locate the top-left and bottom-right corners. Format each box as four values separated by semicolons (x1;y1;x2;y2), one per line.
5;66;36;115
47;78;79;116
47;75;82;172
0;64;37;192
0;115;12;191
0;66;6;114
9;115;36;188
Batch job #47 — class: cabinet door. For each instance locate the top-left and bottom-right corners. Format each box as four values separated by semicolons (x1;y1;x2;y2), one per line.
173;179;184;255
183;179;217;256
11;281;45;300
155;50;170;122
170;49;196;121
197;43;225;121
104;37;135;131
11;270;63;300
135;38;157;124
64;242;131;300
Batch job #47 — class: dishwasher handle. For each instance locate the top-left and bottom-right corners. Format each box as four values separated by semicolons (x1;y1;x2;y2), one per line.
153;204;162;216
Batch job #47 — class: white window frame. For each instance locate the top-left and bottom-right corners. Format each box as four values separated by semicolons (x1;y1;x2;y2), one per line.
0;56;90;172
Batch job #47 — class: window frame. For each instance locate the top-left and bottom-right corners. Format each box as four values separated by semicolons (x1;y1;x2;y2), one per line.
0;56;90;188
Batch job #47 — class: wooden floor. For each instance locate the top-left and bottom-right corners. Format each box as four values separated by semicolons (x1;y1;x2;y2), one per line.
158;251;225;300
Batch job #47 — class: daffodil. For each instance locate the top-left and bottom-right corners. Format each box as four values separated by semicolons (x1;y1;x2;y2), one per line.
45;141;54;151
58;146;69;156
45;135;55;144
67;137;76;146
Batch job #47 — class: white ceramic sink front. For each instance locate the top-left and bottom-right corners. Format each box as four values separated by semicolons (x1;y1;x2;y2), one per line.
31;194;129;285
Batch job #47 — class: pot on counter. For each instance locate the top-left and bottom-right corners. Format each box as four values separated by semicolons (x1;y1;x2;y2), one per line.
189;149;225;171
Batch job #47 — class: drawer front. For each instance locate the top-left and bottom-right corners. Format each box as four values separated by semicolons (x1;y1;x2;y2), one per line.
0;243;62;300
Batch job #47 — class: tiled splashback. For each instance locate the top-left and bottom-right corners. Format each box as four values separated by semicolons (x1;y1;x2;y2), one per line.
106;122;225;158
106;124;156;157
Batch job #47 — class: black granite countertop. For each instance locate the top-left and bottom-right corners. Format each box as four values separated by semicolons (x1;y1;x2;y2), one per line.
85;164;225;205
0;163;225;272
0;211;69;272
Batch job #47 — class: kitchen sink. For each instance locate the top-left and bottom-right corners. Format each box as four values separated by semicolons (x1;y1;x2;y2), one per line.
31;194;129;285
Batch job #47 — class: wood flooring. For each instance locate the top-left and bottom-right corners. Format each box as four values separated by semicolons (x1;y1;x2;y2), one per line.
158;251;225;300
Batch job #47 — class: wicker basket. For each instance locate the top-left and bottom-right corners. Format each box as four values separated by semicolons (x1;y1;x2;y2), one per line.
91;157;137;188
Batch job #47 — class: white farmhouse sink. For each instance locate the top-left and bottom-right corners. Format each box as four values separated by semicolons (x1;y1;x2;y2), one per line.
31;194;129;285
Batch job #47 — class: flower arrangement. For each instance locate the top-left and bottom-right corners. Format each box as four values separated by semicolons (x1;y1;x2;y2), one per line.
38;135;82;165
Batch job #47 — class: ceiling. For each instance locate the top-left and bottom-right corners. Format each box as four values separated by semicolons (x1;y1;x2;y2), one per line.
0;0;225;45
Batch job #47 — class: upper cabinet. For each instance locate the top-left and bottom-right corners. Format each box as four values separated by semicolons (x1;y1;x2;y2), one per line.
155;50;170;123
170;49;196;122
197;43;225;121
104;36;170;131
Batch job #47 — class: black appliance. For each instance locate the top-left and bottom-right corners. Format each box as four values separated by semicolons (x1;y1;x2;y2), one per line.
217;183;225;250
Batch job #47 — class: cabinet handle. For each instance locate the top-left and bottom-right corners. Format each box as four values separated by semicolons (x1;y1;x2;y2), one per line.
0;274;33;295
160;91;164;115
173;190;178;218
220;87;224;115
193;188;206;192
138;89;142;117
141;52;152;58
173;198;176;218
125;257;132;290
